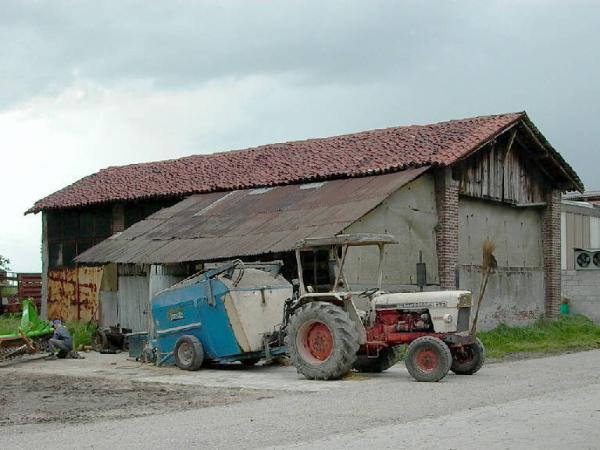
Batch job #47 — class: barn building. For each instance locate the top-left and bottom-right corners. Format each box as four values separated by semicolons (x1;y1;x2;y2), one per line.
27;112;582;331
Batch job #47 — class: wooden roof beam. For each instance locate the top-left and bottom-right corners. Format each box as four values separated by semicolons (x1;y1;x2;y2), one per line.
519;122;581;191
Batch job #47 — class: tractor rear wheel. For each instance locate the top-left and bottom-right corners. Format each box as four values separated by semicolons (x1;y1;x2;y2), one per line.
450;338;485;375
174;335;204;371
285;301;359;380
353;346;403;373
405;336;452;382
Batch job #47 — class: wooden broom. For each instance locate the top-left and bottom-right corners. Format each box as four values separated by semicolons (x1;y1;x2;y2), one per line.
470;239;497;335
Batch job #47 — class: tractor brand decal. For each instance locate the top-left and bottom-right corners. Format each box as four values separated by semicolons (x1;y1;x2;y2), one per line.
168;307;184;321
400;301;448;309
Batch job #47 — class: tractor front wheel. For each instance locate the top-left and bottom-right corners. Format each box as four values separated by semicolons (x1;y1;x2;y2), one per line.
285;301;359;380
450;338;485;375
405;336;452;382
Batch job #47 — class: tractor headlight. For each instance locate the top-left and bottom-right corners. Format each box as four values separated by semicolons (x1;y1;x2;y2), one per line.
458;293;472;308
443;314;453;323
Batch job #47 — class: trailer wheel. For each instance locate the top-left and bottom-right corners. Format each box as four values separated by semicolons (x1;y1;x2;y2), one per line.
174;335;204;371
405;336;451;382
285;301;359;380
353;346;403;373
450;338;485;375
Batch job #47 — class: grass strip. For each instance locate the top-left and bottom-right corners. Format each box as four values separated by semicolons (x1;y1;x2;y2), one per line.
478;314;600;359
65;321;97;348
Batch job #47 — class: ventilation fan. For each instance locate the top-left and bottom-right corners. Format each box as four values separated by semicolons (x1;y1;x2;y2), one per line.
574;248;600;270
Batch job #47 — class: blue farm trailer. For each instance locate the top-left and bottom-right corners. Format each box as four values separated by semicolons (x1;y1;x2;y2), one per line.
148;261;292;370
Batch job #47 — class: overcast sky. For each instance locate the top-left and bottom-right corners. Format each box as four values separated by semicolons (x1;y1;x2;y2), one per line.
1;0;599;272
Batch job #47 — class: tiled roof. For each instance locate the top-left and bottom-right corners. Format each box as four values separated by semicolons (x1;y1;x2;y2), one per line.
27;112;580;213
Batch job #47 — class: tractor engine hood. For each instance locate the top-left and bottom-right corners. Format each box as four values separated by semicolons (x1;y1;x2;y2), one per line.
374;290;472;310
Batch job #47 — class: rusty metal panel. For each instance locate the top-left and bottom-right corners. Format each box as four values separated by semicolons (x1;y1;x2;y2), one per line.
47;267;103;322
76;168;429;264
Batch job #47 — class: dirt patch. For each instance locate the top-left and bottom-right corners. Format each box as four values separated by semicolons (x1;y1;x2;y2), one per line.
0;372;280;426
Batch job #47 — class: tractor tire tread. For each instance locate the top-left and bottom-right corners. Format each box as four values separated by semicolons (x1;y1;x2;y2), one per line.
405;336;452;382
285;301;359;380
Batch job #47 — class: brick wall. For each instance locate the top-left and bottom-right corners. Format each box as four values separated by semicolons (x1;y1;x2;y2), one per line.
435;168;459;289
543;189;561;318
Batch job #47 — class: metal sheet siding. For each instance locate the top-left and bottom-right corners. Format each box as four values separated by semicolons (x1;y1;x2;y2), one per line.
99;291;119;327
117;275;150;332
77;168;429;264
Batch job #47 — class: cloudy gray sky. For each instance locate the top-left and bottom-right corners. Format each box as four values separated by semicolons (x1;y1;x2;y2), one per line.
1;0;599;272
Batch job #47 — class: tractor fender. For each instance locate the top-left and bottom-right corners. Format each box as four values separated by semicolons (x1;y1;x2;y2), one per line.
293;293;367;345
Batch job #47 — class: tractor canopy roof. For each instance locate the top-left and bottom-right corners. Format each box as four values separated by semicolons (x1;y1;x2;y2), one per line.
294;233;398;250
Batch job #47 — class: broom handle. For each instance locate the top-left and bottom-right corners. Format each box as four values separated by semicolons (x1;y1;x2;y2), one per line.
471;268;491;335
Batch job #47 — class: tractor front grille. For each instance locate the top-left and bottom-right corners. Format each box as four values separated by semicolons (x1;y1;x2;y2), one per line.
457;307;471;332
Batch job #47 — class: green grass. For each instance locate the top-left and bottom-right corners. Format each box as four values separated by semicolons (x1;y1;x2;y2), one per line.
65;321;97;348
478;314;600;359
0;314;96;348
0;314;20;335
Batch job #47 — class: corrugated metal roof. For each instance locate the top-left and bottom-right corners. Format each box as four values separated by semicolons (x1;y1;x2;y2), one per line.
76;167;428;264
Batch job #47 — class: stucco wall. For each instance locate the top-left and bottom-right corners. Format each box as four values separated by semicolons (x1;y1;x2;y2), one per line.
562;270;600;324
340;177;547;331
342;173;439;291
458;198;543;268
458;197;545;329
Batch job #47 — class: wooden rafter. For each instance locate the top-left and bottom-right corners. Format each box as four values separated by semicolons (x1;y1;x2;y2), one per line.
519;121;581;191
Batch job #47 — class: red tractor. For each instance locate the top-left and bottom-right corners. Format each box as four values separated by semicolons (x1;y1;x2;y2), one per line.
283;234;484;381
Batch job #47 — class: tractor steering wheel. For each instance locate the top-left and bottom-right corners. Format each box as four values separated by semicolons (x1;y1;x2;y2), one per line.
358;287;379;298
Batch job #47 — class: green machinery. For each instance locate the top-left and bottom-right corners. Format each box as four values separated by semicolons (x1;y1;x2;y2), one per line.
0;300;54;362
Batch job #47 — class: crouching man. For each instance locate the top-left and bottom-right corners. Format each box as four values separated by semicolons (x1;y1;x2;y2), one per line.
48;319;73;359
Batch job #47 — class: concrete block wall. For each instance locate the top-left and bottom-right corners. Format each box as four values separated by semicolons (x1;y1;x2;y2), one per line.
562;270;600;324
460;267;544;330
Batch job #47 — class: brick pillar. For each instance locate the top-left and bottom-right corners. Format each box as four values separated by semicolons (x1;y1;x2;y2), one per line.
542;189;561;318
435;168;459;289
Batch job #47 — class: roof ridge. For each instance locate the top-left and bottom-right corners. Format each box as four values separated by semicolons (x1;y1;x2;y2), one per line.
30;111;579;215
100;112;525;172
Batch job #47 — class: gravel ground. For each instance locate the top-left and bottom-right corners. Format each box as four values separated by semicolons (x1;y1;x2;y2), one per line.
1;350;599;449
0;372;280;426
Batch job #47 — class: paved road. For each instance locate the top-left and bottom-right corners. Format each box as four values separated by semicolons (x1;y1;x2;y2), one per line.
2;351;600;449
